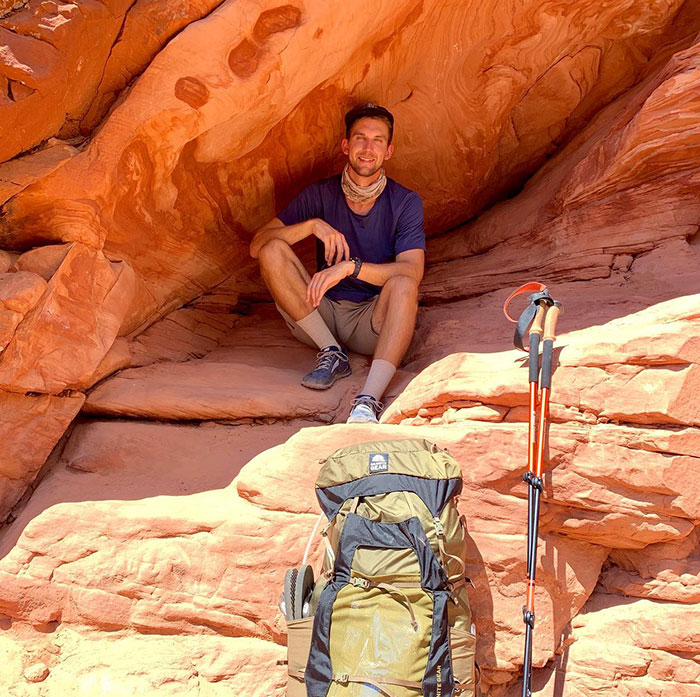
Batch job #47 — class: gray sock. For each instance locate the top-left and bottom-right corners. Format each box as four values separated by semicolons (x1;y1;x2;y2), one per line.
359;359;396;401
296;310;338;350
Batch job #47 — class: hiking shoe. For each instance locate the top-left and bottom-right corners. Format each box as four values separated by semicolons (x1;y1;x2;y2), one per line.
301;346;351;390
347;394;384;424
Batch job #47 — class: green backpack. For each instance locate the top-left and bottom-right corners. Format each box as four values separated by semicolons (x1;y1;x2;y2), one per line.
285;438;477;697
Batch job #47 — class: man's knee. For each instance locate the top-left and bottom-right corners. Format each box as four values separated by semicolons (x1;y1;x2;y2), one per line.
384;274;419;303
258;238;292;268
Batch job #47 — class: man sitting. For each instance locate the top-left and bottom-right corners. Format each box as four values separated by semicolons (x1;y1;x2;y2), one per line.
250;103;425;424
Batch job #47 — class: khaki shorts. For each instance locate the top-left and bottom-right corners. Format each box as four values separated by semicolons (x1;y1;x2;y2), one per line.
278;296;380;356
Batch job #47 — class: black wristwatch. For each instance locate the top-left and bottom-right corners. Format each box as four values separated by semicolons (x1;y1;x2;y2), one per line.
349;257;362;279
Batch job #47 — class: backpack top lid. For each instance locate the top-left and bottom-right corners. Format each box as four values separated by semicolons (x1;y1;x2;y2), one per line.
315;438;463;521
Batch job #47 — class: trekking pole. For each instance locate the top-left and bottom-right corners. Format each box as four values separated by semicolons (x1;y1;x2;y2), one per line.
503;283;559;697
521;300;562;697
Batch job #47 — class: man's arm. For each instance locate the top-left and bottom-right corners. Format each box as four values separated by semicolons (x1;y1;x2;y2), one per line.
249;218;312;259
249;217;350;264
355;249;424;285
306;249;424;307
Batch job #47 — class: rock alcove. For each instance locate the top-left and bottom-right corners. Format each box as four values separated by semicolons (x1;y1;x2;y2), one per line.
0;0;699;695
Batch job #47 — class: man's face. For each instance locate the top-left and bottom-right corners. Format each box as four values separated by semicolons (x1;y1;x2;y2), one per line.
342;117;394;180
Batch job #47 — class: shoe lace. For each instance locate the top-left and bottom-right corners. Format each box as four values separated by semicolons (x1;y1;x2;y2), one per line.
351;394;384;415
315;347;342;371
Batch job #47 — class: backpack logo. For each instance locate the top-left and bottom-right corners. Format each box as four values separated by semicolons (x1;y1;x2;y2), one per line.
368;453;389;474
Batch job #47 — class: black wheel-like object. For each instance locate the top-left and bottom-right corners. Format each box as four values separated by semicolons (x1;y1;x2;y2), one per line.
283;568;298;620
294;565;315;618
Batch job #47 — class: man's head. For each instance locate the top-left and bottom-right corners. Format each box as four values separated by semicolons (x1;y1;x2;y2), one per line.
342;103;395;181
344;103;394;143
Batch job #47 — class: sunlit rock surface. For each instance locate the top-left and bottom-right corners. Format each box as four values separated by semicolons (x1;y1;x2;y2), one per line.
0;0;699;695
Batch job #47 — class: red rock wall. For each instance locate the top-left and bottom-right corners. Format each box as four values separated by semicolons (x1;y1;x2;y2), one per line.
0;0;223;162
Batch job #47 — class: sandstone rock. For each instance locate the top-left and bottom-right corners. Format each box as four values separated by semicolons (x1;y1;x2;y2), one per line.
0;490;311;640
422;25;700;302
24;661;49;683
0;390;84;520
600;530;700;604
386;294;700;429
0;249;17;272
90;305;406;422
84;358;362;422
0;243;135;392
0;0;129;162
0;141;77;205
520;592;700;697
0;418;314;558
0;1;223;163
77;1;226;134
0;631;24;690
12;243;73;281
0;624;286;696
0;271;47;350
0;271;47;314
86;337;132;387
127;306;241;368
408;237;700;371
41;633;285;696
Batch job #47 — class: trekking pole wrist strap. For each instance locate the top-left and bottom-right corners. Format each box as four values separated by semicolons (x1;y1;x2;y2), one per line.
503;282;553;352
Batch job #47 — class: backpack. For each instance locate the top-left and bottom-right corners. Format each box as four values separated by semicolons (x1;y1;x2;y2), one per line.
285;438;478;697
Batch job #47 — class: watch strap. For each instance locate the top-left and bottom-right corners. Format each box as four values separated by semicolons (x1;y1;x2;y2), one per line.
350;257;362;279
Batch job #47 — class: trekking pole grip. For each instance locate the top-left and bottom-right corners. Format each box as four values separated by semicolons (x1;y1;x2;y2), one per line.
543;301;561;342
531;303;547;337
540;302;562;390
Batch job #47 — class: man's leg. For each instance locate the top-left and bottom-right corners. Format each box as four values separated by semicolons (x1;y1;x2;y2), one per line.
371;274;420;365
258;239;350;388
259;239;336;348
348;275;419;422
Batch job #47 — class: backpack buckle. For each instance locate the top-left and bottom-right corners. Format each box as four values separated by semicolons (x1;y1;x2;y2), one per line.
335;673;350;685
350;577;370;589
433;517;445;537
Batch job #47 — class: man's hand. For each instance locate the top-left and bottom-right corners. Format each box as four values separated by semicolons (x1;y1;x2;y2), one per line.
312;219;350;266
306;261;353;307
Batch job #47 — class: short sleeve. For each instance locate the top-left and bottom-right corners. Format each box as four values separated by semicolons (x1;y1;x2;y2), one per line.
278;183;322;226
394;192;425;255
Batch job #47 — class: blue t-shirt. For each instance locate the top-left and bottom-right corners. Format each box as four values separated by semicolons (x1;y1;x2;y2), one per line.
278;174;425;302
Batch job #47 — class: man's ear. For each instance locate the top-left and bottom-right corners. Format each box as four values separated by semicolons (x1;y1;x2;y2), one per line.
341;138;349;155
384;143;395;160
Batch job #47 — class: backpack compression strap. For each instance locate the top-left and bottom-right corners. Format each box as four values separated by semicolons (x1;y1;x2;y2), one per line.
330;673;474;696
503;282;554;351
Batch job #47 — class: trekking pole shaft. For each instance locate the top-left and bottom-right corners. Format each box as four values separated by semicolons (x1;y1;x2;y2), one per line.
522;485;543;697
527;486;543;606
522;623;534;697
535;388;550;478
528;303;546;385
527;303;546;469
